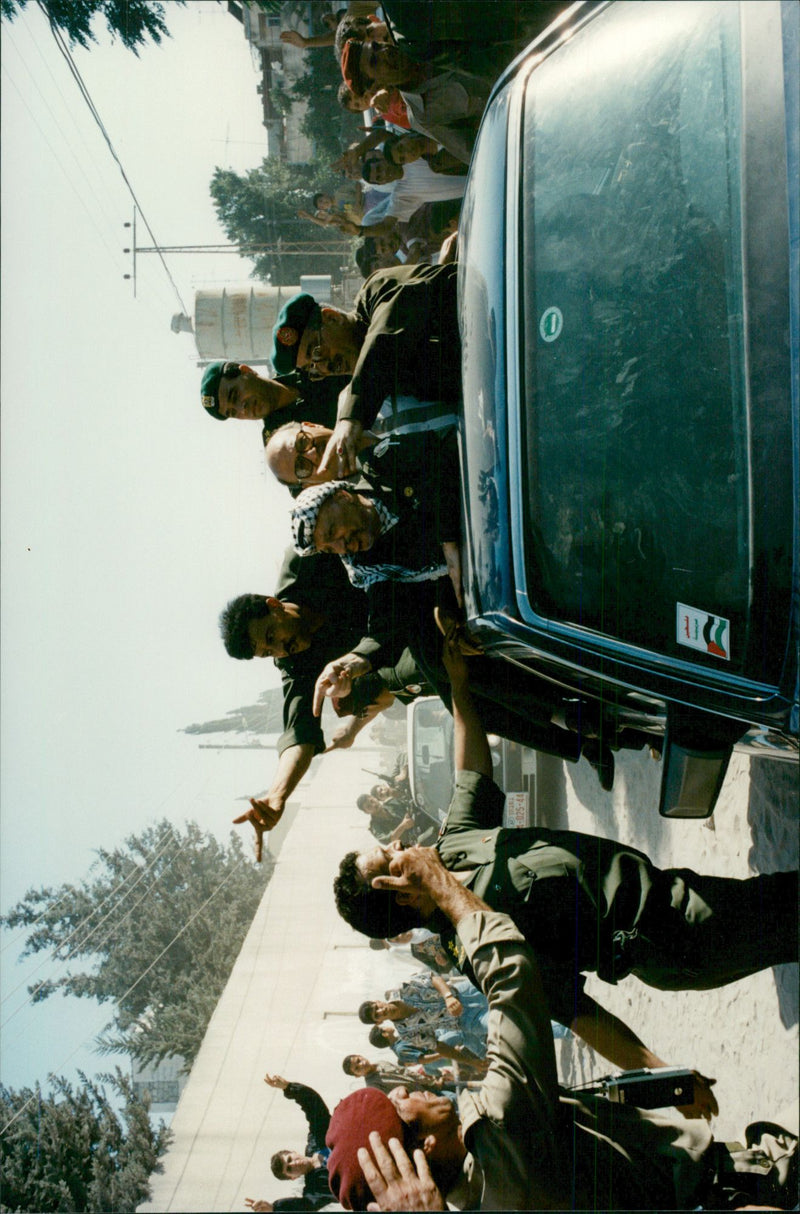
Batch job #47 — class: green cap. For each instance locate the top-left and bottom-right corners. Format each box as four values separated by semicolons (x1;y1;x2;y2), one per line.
271;293;318;374
200;361;233;421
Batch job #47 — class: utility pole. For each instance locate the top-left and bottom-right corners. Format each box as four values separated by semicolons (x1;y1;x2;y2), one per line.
122;208;137;296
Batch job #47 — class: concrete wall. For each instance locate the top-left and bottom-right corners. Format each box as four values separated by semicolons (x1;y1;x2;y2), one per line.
140;740;409;1213
140;739;799;1211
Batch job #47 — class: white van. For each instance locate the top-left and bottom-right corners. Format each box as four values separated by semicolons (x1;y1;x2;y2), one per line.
406;696;538;830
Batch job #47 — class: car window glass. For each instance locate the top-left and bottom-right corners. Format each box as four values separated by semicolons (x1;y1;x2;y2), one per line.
520;1;749;665
458;83;515;614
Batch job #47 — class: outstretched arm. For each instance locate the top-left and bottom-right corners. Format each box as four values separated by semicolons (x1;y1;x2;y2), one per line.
388;813;416;843
283;1081;332;1149
440;626;492;778
233;743;315;861
280;28;336;48
571;992;718;1120
429;1039;487;1071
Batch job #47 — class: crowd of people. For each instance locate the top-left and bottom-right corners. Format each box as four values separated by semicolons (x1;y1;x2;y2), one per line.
284;1;552;274
194;3;798;1209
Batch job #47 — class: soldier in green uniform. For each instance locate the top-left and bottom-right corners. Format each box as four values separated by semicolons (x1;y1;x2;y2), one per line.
334;625;797;1116
325;905;797;1211
269;265;460;479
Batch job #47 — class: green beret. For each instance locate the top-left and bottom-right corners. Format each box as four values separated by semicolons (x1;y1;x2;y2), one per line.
200;361;232;421
271;293;318;374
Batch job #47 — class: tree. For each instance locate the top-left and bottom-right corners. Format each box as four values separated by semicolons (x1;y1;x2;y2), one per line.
1;821;272;1069
0;0;184;53
0;1069;170;1212
211;161;352;284
288;39;359;165
182;685;285;736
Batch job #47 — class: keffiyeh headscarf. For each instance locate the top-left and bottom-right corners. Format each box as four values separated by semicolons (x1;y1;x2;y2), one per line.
291;482;446;589
291;482;345;553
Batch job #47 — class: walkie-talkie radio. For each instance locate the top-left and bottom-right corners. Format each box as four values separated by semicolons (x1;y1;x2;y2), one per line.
573;1067;695;1109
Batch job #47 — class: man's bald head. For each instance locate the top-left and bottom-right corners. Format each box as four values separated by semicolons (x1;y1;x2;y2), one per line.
265;421;333;487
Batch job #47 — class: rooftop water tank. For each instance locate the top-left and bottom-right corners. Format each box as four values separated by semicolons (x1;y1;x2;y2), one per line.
193;284;302;362
300;275;332;304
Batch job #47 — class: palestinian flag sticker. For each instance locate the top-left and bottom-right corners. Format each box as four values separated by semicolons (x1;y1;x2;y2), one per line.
676;603;730;660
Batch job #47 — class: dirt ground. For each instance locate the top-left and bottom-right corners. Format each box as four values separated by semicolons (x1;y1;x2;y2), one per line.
540;747;799;1142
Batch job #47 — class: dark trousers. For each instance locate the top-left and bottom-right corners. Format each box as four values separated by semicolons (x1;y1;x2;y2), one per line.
628;870;798;989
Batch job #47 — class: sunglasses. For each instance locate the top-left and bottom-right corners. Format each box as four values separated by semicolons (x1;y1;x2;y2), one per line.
294;425;317;481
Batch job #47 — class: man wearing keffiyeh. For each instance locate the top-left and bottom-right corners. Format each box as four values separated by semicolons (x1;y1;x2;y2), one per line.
289;427;461;600
284;427;625;796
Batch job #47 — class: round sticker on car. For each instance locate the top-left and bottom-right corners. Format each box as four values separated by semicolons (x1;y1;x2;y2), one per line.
539;306;563;343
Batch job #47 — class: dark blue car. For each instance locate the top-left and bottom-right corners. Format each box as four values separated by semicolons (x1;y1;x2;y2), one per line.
458;0;799;815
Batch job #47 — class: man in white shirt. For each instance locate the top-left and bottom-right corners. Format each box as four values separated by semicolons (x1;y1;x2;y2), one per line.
359;152;466;226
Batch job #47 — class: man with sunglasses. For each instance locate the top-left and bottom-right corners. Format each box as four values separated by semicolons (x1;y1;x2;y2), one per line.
266;422;324;493
265;421;383;495
270;264;460;479
265;414;457;495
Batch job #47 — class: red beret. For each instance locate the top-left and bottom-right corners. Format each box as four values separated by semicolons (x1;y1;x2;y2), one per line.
326;1088;405;1210
341;39;365;96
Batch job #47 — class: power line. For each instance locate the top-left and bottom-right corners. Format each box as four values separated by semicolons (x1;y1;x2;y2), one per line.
0;827;181;1019
39;2;190;314
2;25;123;232
0;854;248;1137
0;64;127;273
133;241;354;255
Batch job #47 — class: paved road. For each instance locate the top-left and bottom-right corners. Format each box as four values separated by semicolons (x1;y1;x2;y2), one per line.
539;746;799;1141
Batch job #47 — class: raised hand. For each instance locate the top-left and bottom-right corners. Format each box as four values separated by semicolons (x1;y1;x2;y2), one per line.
317;420;363;479
676;1071;718;1121
313;653;370;716
372;846;447;902
358;1132;446;1211
232;796;284;862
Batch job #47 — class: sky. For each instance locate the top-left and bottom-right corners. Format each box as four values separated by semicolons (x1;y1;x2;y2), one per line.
0;0;305;1095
